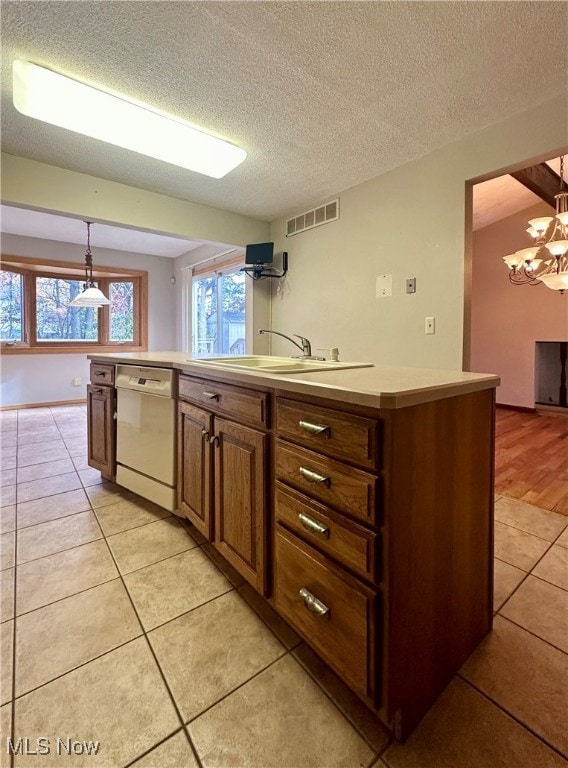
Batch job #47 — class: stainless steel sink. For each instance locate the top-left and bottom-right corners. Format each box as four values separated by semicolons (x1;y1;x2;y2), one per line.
187;355;372;374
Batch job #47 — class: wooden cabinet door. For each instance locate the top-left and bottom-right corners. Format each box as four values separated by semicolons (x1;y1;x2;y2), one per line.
213;417;267;595
178;401;213;539
87;384;115;480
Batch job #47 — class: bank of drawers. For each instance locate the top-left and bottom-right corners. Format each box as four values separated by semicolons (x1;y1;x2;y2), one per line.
273;396;382;704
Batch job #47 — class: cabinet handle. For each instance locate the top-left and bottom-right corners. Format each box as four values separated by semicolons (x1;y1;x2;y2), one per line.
298;512;330;538
202;391;219;401
299;588;330;618
299;466;331;487
94;371;107;377
209;435;219;447
201;429;210;441
299;419;330;437
92;388;104;395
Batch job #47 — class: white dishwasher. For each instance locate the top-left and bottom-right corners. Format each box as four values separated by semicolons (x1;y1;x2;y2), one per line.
115;364;178;512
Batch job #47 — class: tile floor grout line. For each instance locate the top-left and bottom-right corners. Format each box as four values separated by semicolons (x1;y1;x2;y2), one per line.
15;530;104;569
15;504;92;532
122;726;186;768
493;613;568;658
530;571;568;595
495;609;568;656
183;650;289;728
11;633;145;703
12;574;119;622
495;516;568;545
89;504;206;768
496;538;565;617
290;651;392;756
456;673;568;761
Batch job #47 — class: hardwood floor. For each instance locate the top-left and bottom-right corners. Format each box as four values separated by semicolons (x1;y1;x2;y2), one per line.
495;407;568;515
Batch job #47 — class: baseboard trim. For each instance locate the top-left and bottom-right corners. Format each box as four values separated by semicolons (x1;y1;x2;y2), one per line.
496;403;536;414
0;398;87;411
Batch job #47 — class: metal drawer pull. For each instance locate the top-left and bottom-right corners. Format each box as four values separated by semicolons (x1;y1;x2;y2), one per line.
298;512;330;538
299;588;330;618
209;435;219;447
299;466;331;487
92;388;103;395
201;429;210;441
299;419;330;437
94;371;107;377
202;391;219;401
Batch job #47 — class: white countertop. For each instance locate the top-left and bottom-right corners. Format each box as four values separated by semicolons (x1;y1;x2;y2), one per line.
88;351;499;409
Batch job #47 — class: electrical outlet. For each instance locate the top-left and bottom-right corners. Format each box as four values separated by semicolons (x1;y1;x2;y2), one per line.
72;377;82;386
425;317;435;335
406;277;416;294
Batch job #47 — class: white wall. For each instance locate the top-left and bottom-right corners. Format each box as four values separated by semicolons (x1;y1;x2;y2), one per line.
470;203;568;408
0;233;176;407
1;154;270;247
268;94;567;370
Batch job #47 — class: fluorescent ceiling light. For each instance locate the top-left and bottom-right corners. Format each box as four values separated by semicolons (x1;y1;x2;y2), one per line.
12;59;247;178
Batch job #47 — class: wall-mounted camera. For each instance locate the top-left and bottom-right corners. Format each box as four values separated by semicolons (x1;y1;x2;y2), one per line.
241;242;288;280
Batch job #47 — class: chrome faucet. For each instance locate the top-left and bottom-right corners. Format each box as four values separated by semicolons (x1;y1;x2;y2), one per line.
258;329;323;359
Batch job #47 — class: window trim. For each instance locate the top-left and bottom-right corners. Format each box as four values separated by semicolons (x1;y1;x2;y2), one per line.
0;254;148;354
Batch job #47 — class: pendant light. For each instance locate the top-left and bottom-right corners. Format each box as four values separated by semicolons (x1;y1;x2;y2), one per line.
69;221;110;308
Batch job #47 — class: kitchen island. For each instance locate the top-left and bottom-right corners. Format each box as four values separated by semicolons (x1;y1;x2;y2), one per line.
87;351;499;741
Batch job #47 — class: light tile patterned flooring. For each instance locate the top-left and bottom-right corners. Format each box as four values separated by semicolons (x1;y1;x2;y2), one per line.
0;405;567;768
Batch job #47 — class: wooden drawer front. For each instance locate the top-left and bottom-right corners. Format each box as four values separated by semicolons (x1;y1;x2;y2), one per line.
276;398;379;469
275;441;379;525
90;363;115;386
275;483;379;581
179;375;268;428
274;526;378;701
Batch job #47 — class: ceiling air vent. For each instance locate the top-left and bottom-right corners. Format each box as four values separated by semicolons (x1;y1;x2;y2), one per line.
286;198;339;237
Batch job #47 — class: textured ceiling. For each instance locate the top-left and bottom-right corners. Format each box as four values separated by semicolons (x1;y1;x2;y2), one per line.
1;1;567;222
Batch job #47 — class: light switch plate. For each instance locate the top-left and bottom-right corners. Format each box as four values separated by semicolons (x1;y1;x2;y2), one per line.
425;317;435;334
376;274;392;298
406;277;416;294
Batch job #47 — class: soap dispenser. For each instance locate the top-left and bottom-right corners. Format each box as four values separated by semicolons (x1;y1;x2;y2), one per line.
317;347;340;362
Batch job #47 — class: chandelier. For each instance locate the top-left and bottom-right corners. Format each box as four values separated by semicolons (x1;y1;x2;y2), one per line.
69;221;110;307
502;156;568;292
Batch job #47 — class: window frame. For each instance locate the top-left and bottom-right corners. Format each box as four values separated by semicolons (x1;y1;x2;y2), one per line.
0;254;148;354
190;254;248;358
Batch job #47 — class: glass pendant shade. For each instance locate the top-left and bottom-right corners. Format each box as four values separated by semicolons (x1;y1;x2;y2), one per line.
527;216;553;233
538;272;568;291
556;211;568;227
545;240;568;257
69;286;110;307
515;247;540;261
503;253;523;268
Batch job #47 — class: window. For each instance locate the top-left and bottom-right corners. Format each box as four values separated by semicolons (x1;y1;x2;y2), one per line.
192;260;247;357
0;256;147;353
0;269;24;342
35;277;99;341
